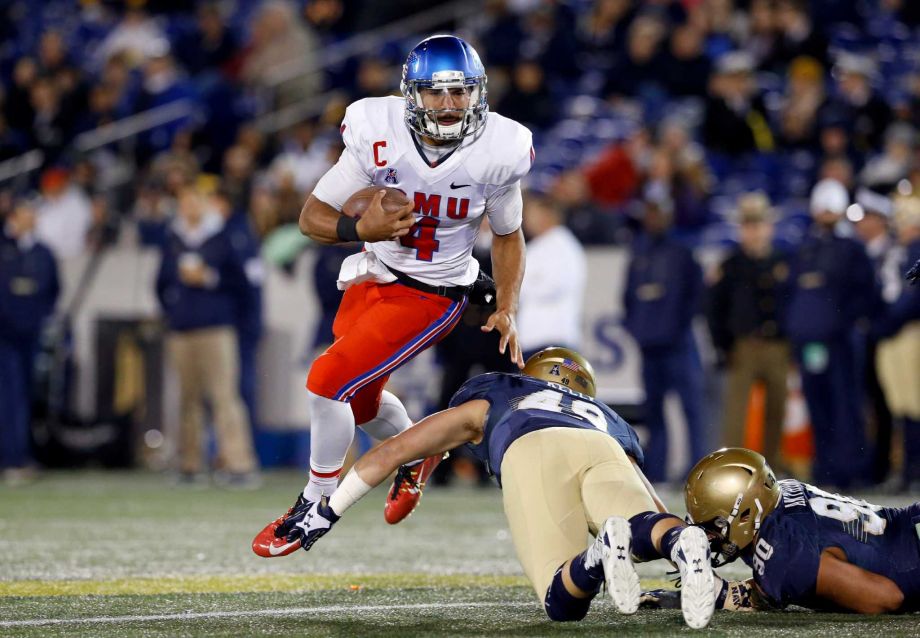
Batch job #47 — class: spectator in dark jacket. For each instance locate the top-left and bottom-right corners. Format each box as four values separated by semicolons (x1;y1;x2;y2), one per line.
762;0;829;73
603;15;668;100
213;188;263;434
662;24;711;98
496;60;558;131
820;53;892;156
708;192;791;472
875;194;920;489
156;186;259;486
622;188;706;482
0;200;59;484
703;52;775;156
174;3;240;76
785;179;879;489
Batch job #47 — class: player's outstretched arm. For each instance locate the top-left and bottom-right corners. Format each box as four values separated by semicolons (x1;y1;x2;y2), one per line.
484;227;525;368
353;400;489;487
299;192;415;244
327;400;490;516
816;548;904;613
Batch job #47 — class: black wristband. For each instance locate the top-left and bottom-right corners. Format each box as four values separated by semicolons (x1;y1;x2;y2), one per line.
336;215;361;242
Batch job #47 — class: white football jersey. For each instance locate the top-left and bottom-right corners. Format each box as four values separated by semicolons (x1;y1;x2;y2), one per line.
311;96;533;286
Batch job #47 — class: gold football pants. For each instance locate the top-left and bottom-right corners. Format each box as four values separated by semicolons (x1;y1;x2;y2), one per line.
500;427;656;599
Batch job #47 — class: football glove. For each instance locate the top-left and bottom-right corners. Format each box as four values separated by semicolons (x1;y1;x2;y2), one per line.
469;270;496;307
639;589;681;610
639;577;754;612
715;576;754;611
282;496;341;552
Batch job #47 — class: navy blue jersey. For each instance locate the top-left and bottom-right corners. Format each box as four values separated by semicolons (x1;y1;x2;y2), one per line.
743;479;920;610
448;372;644;484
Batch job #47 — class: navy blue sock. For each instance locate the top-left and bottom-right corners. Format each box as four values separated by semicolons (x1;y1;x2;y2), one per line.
628;511;684;561
568;550;604;594
659;525;683;560
543;566;593;622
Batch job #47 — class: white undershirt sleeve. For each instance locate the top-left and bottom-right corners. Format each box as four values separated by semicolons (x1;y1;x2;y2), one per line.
485;180;523;235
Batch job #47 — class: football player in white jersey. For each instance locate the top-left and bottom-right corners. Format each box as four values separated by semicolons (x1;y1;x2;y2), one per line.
253;34;534;556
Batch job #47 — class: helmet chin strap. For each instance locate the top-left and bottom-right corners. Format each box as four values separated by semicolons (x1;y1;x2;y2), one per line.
421;113;464;140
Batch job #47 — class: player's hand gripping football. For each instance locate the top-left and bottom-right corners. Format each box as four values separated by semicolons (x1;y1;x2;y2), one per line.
482;308;524;368
356;189;415;242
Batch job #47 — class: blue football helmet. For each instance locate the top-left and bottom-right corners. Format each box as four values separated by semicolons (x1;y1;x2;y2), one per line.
401;35;488;141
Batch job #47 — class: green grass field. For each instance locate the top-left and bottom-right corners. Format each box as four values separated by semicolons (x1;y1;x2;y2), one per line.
1;471;917;637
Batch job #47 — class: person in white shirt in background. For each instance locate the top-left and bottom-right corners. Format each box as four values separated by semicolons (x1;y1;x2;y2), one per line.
518;191;587;359
34;167;93;260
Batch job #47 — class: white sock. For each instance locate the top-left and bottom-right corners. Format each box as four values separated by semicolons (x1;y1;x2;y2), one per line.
359;390;412;440
304;391;355;501
328;469;373;516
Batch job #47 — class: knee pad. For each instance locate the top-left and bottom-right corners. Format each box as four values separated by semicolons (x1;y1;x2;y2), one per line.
306;351;352;400
543;566;592;622
358;389;410;436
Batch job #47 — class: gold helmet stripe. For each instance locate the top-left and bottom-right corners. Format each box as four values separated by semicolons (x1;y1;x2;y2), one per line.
726;492;744;525
753;498;764;532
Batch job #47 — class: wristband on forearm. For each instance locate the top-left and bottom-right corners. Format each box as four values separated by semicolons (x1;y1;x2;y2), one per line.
336;215;361;242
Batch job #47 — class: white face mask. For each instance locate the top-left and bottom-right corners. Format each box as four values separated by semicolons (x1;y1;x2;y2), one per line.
417;84;479;139
402;71;488;142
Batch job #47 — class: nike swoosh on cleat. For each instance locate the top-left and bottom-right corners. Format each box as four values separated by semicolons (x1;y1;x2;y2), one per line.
268;540;299;556
449;182;470;189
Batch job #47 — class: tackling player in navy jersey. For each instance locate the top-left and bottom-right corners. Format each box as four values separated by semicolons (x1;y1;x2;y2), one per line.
680;448;920;613
255;347;719;628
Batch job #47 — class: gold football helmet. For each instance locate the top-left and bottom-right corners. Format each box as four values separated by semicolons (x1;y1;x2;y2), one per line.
522;347;597;398
684;448;781;565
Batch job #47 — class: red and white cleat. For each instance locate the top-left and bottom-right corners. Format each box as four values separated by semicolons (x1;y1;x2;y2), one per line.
383;453;447;525
251;493;310;558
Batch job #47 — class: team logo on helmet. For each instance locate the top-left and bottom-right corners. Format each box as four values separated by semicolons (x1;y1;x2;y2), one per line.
523;347;597;398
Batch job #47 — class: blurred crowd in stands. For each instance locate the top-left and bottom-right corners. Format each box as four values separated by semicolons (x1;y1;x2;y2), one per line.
1;0;919;249
0;0;919;490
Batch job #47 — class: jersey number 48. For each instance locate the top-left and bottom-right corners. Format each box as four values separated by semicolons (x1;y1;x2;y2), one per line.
516;389;607;432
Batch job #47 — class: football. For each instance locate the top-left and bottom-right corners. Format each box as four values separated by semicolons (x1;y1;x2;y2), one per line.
342;186;411;218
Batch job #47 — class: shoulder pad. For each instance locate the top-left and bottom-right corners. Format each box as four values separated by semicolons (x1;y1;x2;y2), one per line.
340;98;373;149
468;112;534;187
450;372;510;408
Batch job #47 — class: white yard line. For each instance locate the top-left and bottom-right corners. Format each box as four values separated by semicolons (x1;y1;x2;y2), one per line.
0;601;536;628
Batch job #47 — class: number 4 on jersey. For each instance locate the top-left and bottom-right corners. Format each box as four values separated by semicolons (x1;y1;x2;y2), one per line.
400;216;440;261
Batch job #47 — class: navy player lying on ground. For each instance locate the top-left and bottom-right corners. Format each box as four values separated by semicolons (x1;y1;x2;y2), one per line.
256;347;719;628
642;448;919;614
